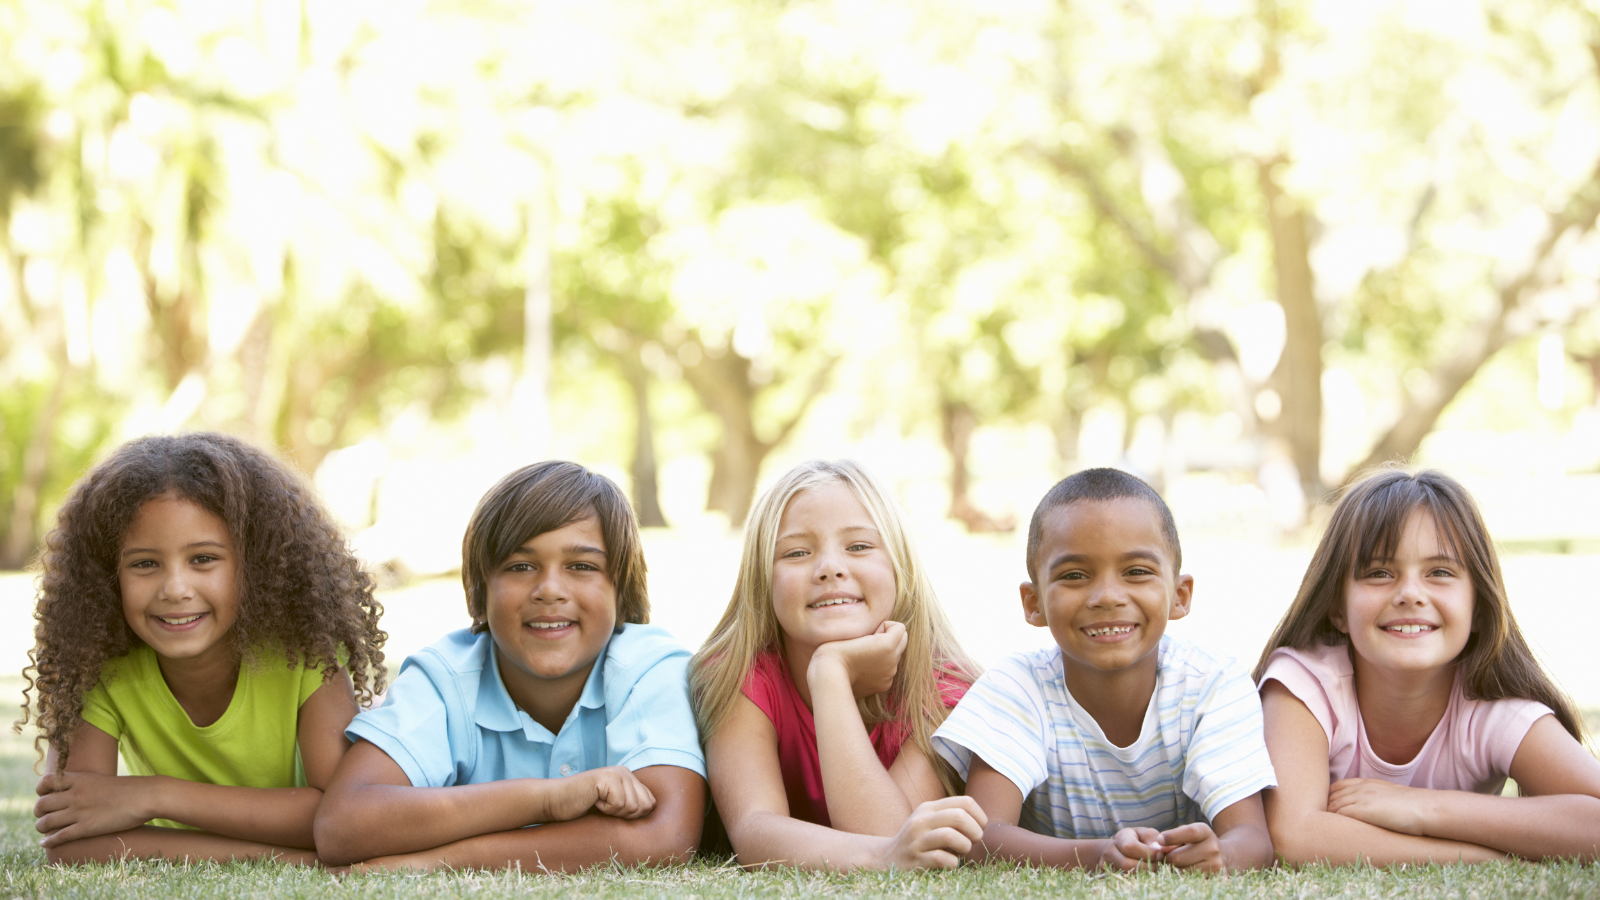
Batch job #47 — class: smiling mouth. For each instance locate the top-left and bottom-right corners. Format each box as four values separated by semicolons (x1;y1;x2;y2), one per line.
808;597;862;609
1083;624;1136;638
1381;624;1438;634
526;621;575;631
155;613;207;626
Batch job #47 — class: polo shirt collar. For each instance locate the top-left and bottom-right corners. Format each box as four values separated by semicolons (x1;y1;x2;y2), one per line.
473;632;614;734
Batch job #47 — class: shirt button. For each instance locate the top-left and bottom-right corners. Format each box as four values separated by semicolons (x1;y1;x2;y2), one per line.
559;764;572;776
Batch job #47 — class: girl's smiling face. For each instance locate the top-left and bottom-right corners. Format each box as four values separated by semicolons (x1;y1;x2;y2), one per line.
1336;510;1475;678
771;481;897;655
118;495;240;664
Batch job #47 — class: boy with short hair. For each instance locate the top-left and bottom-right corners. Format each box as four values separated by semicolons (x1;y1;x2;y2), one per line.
315;461;706;871
932;468;1275;872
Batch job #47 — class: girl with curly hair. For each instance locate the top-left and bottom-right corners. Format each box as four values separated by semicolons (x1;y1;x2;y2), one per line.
20;432;386;864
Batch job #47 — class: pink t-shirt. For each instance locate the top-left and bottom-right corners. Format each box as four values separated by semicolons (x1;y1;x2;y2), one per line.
741;650;969;827
1260;643;1552;794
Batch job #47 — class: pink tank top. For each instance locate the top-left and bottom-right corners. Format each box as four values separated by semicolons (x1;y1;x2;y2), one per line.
740;650;968;826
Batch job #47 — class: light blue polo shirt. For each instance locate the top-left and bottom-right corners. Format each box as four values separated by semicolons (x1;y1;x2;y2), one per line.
346;623;705;787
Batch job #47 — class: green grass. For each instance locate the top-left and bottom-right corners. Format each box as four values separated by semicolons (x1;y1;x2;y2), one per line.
0;688;1596;897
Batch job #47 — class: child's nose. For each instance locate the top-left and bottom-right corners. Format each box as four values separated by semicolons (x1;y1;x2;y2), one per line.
1396;572;1427;604
1086;578;1127;607
812;548;847;580
158;570;192;601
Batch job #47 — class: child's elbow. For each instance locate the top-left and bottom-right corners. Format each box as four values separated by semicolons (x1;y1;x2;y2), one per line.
615;810;702;867
312;808;362;867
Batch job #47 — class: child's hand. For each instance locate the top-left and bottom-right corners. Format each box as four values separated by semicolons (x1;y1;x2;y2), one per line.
810;620;908;699
1327;778;1429;835
1098;827;1166;871
33;772;153;847
546;766;656;823
875;796;987;870
1155;822;1226;872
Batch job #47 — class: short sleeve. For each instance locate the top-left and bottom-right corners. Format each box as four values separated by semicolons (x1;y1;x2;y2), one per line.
1477;699;1555;778
1182;663;1278;821
1259;649;1336;743
740;654;785;725
80;680;123;741
605;651;706;777
296;658;329;706
931;654;1049;797
345;662;459;788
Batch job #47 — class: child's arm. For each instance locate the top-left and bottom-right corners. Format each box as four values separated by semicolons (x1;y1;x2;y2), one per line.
1260;681;1505;865
1323;714;1600;861
33;718;319;865
35;671;356;856
313;739;689;868
1153;794;1273;872
709;691;985;870
809;622;947;835
964;754;1159;870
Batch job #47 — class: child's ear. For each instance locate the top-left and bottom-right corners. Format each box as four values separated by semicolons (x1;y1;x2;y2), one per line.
1020;581;1047;627
1168;573;1195;620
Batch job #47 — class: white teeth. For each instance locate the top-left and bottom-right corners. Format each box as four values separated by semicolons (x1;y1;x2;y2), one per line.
810;598;857;608
1384;624;1436;634
528;621;572;630
158;614;204;625
1085;625;1134;637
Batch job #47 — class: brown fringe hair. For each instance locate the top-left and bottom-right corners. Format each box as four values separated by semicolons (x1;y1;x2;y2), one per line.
461;461;649;631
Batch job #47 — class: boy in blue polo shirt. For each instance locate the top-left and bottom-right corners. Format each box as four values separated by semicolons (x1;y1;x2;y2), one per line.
315;462;705;871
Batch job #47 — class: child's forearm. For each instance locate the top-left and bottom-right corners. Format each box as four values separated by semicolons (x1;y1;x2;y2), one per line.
315;777;581;866
1413;792;1600;861
726;808;899;870
354;767;704;873
1216;821;1275;871
44;825;318;866
808;660;913;836
358;810;697;873
1274;807;1503;866
140;778;323;849
967;821;1107;869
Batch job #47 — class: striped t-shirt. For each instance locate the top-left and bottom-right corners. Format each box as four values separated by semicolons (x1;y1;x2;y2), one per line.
932;636;1276;838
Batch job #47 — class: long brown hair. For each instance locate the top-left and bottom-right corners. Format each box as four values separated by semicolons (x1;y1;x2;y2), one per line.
1253;466;1585;742
690;460;980;795
19;432;387;766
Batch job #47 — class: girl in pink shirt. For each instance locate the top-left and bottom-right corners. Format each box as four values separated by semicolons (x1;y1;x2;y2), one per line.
690;460;984;870
1255;467;1600;865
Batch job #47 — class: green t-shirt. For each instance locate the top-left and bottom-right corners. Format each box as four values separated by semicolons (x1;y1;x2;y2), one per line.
80;645;325;829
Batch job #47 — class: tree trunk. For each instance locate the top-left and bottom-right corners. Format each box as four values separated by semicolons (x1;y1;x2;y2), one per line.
1258;160;1324;503
1;363;67;568
517;184;553;461
679;340;837;528
1347;155;1600;481
941;398;1013;533
621;358;667;527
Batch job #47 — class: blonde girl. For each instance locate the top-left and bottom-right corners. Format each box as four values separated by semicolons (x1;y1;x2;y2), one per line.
691;460;986;870
1255;467;1600;865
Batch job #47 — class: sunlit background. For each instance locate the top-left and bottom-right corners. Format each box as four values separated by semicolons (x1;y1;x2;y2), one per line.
4;0;1600;719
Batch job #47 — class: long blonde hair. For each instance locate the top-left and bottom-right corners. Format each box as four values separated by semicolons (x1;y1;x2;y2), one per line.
1253;466;1586;744
690;459;981;793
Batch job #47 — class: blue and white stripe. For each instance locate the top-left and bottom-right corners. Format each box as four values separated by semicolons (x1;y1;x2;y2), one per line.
933;636;1276;838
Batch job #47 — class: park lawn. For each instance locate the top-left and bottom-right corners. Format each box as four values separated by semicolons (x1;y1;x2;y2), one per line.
1;699;1597;898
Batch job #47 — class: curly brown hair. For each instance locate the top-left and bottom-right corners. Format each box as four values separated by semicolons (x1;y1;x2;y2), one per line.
16;432;387;767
